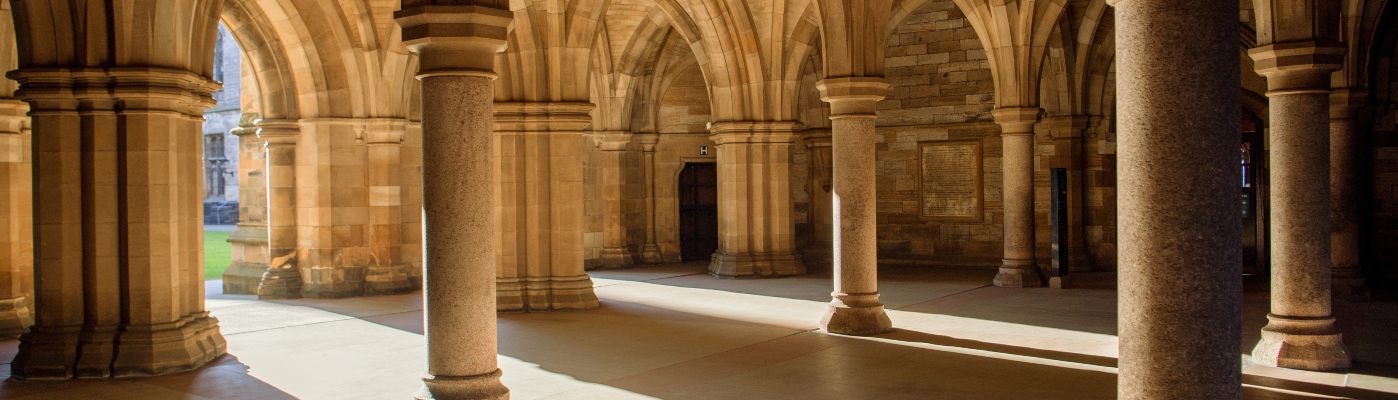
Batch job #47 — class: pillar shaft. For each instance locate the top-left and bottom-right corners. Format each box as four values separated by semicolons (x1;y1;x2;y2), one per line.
0;99;32;340
494;103;599;311
993;107;1044;287
1248;42;1352;371
222;114;270;295
1330;89;1369;301
1112;0;1243;398
256;121;303;299
707;122;805;278
365;120;413;295
397;5;513;399
817;78;892;336
638;134;662;263
596;131;636;269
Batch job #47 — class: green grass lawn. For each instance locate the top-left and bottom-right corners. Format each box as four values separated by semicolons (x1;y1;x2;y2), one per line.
205;230;232;280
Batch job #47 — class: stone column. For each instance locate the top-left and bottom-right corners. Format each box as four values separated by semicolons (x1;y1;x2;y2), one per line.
993;107;1044;287
1112;0;1243;398
0;98;31;339
223;113;271;295
596;131;636;269
363;119;414;295
1249;42;1352;371
494;103;599;311
638;133;663;263
816;78;892;336
396;5;513;399
708;122;805;277
256;120;303;299
803;130;834;270
1330;89;1369;301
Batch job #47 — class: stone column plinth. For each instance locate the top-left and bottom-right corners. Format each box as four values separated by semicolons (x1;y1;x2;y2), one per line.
993;107;1045;288
397;5;513;399
494;102;599;311
596;131;636;269
1249;42;1352;371
223;114;271;295
256;120;304;300
0;99;32;340
1330;89;1370;301
364;119;414;296
816;78;892;336
638;133;663;264
707;122;806;278
1112;0;1243;398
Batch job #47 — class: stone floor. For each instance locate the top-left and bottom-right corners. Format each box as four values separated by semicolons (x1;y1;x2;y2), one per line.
0;263;1396;399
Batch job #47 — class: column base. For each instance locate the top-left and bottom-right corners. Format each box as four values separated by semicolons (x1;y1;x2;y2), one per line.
1251;314;1352;371
1332;274;1370;302
1049;275;1071;289
301;266;369;298
0;296;33;340
416;369;510;400
640;243;663;264
709;251;806;278
222;261;271;295
10;326;81;380
111;314;227;378
364;264;415;296
599;247;635;269
497;274;600;312
74;325;118;378
258;267;304;300
993;259;1044;288
820;293;893;336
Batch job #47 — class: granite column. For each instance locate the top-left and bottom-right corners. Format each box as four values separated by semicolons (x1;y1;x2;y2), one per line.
396;5;513;399
1249;42;1352;371
817;78;892;335
993;107;1044;287
1112;0;1243;397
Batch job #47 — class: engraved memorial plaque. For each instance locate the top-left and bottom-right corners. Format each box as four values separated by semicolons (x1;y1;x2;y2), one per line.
919;140;983;221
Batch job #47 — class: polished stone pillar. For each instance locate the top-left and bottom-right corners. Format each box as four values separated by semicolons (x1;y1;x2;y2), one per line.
708;122;806;277
397;5;513;399
1112;0;1243;398
364;119;414;295
638;133;663;263
993;107;1044;288
256;120;304;300
817;78;892;336
0;98;31;339
1249;42;1352;371
494;103;599;311
12;68;227;380
1329;89;1370;301
223;114;271;295
596;131;636;269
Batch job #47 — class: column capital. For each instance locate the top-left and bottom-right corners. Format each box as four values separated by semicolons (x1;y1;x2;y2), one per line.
493;102;594;132
991;107;1042;135
231;113;261;137
817;78;888;117
395;5;513;76
257;119;301;146
1249;41;1346;95
709;121;803;145
636;133;660;152
595;131;632;151
1330;89;1369;120
358;118;410;144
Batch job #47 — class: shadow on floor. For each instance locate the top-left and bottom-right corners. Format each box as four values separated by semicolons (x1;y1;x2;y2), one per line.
0;351;297;400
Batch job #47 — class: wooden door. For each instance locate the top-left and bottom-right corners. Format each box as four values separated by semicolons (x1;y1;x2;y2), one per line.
679;163;718;261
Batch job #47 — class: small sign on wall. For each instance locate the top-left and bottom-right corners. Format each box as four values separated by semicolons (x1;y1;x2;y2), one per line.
700;146;709;155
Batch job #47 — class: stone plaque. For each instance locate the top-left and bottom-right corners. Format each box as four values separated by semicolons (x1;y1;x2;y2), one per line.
919;140;983;221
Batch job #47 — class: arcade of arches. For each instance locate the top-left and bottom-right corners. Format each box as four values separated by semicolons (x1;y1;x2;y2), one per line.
0;0;1395;399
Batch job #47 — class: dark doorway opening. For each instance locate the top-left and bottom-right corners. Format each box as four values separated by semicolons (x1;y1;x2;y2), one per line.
679;162;719;261
1241;113;1268;275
